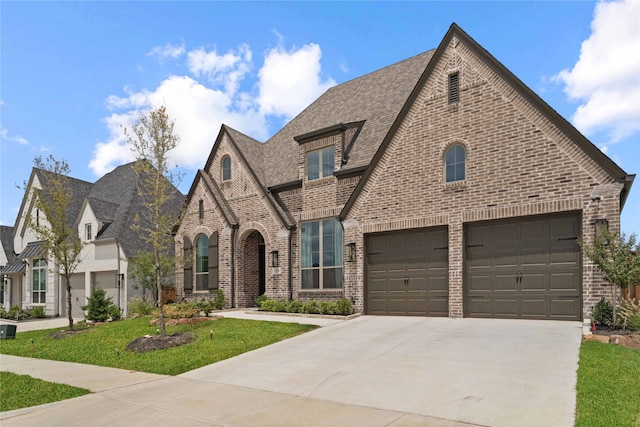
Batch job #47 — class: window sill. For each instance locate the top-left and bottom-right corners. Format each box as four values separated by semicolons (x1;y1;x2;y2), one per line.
443;180;467;190
305;176;334;187
298;288;344;292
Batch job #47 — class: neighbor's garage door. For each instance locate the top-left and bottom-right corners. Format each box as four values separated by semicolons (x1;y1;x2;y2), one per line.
465;213;581;321
366;227;448;316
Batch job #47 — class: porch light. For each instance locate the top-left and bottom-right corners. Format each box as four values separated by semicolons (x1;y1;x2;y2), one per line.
595;218;609;241
346;242;356;262
270;251;279;267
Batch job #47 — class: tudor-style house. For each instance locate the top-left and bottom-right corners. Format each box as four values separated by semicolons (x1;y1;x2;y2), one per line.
174;24;634;322
1;161;184;318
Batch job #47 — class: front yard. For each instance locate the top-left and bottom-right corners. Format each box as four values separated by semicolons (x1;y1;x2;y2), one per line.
0;317;316;375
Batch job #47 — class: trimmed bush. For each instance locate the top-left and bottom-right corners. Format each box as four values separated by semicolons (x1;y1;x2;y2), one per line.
128;296;155;316
82;288;119;322
592;299;613;327
335;297;353;315
32;305;46;318
258;297;354;316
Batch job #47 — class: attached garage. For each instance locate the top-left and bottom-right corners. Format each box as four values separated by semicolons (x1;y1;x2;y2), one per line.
60;273;86;319
366;227;448;316
464;213;581;321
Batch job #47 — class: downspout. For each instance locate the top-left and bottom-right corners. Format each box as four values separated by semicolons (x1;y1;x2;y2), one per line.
288;226;295;301
115;239;122;312
231;225;238;308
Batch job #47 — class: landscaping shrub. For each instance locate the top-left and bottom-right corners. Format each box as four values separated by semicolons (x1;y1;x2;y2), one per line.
335;297;353;315
213;289;226;310
1;305;31;321
162;302;199;319
128;295;155;316
286;300;303;313
592;299;614;327
195;298;216;316
256;294;268;307
258;297;353;316
302;300;321;314
108;305;122;321
82;288;119;322
32;305;46;318
617;298;640;330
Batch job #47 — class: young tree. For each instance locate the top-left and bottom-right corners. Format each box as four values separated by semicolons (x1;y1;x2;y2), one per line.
125;106;182;336
128;251;175;302
582;229;640;326
25;155;84;331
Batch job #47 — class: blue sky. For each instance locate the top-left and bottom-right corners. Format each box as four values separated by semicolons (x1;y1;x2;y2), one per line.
1;1;638;235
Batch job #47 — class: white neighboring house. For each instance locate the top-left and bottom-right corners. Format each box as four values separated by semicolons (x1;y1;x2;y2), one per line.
1;161;184;318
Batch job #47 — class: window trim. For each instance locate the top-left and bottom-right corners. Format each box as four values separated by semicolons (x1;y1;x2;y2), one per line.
306;146;334;181
32;258;47;304
221;155;232;181
195;234;209;291
444;143;466;183
300;218;343;290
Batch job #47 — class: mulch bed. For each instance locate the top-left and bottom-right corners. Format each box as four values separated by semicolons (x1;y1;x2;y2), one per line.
126;332;197;353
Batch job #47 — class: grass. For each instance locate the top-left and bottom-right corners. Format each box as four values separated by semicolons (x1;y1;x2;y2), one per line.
0;317;317;375
0;371;90;412
575;340;640;427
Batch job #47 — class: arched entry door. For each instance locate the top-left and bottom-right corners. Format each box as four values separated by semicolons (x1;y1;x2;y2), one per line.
239;230;265;307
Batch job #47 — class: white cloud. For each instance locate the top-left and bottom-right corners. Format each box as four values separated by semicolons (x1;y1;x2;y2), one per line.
187;44;252;94
258;43;336;118
90;40;335;177
553;0;640;144
147;42;185;62
1;127;29;145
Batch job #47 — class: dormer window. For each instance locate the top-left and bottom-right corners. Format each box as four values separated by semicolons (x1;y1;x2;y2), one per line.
307;146;334;181
222;156;231;181
85;223;92;241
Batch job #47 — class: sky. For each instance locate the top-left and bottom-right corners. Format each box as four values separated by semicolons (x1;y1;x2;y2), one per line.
1;1;639;236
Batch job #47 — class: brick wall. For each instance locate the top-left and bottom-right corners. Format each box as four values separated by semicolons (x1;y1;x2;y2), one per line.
345;36;622;320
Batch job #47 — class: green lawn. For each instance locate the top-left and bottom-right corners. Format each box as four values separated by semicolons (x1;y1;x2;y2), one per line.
0;317;317;375
0;371;90;412
575;340;640;427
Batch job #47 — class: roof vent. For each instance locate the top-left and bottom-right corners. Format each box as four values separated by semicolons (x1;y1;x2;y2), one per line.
448;72;459;104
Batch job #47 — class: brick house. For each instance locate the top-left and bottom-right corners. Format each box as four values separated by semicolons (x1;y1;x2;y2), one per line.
174;24;634;321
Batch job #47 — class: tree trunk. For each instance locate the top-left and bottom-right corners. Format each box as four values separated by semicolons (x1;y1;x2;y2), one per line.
156;259;166;336
66;277;74;331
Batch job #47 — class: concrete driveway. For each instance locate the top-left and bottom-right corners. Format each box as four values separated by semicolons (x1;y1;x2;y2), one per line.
1;315;582;427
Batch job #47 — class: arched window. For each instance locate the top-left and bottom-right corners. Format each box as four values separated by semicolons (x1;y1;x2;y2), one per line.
445;144;466;183
222;156;231;181
195;234;209;291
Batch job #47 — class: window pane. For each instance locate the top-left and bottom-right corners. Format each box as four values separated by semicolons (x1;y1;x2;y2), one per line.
301;269;319;289
456;165;465;181
446;164;456;182
307;151;319;181
222;157;231;180
322;147;334;177
323;267;343;289
322;219;343;267
454;145;465;162
196;235;209;273
301;221;319;268
445;147;456;164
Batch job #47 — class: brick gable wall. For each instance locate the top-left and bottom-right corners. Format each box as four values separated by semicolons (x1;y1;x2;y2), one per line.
344;37;621;318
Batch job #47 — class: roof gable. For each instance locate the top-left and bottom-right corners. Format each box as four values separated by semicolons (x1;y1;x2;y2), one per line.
340;23;634;219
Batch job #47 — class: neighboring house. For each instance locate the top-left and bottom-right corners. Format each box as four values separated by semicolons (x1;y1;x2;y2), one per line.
174;24;634;322
1;161;184;318
1;225;19;310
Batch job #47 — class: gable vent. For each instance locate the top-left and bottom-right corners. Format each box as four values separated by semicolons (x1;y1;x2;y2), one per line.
448;72;460;104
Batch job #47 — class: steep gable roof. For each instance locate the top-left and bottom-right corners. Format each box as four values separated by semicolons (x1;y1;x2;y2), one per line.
340;23;634;218
261;49;435;187
0;225;16;266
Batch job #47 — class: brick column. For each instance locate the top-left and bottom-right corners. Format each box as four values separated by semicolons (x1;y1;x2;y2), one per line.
448;214;463;318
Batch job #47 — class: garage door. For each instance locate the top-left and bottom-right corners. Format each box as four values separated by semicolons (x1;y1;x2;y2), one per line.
465;213;581;321
366;227;448;316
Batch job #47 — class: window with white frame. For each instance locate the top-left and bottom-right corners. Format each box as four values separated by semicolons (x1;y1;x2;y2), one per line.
195;234;209;291
32;258;47;304
445;144;466;183
307;146;334;181
301;218;343;289
85;223;92;240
